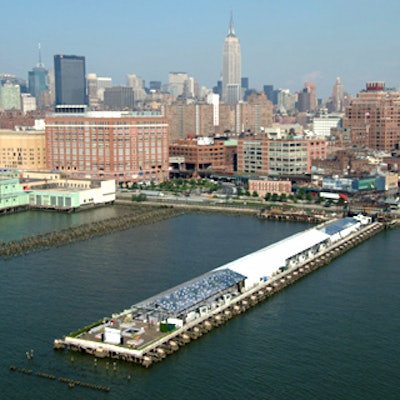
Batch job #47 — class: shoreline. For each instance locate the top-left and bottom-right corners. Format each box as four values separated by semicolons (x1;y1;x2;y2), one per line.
2;200;398;259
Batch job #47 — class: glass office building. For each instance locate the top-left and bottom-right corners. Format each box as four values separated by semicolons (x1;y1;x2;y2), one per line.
54;55;87;105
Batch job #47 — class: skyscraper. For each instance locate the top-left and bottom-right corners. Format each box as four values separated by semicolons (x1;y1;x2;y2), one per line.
54;54;87;106
332;77;345;112
87;73;99;108
168;72;188;97
28;44;49;106
304;82;317;111
222;15;242;105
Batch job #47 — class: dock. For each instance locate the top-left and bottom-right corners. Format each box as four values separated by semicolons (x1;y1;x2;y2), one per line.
54;217;386;368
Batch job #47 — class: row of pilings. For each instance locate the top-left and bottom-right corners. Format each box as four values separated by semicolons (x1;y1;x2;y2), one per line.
9;365;111;392
137;222;385;367
0;205;185;259
258;212;328;224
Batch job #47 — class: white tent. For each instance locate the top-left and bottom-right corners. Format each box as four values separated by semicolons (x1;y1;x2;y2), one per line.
215;228;330;287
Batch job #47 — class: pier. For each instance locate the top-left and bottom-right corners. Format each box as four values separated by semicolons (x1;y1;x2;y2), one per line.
54;217;387;368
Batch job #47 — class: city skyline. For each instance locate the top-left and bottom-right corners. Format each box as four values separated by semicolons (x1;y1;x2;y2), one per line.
2;0;400;98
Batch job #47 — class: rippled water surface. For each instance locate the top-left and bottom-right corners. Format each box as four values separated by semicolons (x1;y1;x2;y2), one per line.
0;210;399;399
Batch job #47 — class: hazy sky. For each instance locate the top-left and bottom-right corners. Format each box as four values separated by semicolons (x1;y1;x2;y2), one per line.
2;0;400;98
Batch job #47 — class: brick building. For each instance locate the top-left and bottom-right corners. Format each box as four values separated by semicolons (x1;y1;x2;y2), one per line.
238;135;327;175
165;92;273;141
344;82;400;151
248;179;292;197
311;149;371;176
169;138;229;174
45;110;169;184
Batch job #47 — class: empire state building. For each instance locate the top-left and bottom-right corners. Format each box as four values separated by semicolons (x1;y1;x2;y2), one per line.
222;15;242;105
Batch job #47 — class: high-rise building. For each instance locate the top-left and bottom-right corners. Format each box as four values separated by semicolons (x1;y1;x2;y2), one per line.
263;85;274;102
103;86;135;110
168;72;188;97
313;114;342;137
0;83;21;111
96;77;112;102
241;77;249;91
276;89;296;114
127;73;146;102
149;81;162;92
344;82;400;150
222;15;242;105
297;83;316;113
87;73;99;108
183;76;198;99
304;82;317;111
28;67;48;101
45;110;169;183
20;93;37;114
54;54;87;106
298;82;317;112
165;96;273;141
332;77;345;112
28;44;49;108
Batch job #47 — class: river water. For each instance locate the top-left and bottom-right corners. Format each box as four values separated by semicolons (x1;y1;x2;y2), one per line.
0;208;399;399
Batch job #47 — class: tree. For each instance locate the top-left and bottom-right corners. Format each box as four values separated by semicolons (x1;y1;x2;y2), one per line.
264;192;271;201
252;191;259;197
297;189;305;200
280;193;287;202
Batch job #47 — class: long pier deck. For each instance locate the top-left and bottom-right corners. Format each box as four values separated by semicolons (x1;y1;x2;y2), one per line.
54;220;386;367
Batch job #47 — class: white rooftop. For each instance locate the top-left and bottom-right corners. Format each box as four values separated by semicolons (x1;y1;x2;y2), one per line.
215;228;330;280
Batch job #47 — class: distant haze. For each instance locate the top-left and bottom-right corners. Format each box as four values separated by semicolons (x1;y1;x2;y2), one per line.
2;0;400;98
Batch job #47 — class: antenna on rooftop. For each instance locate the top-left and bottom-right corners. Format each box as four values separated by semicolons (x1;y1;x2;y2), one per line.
37;43;44;68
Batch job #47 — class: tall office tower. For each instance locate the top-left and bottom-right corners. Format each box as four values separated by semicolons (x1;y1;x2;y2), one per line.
275;89;296;114
183;76;199;99
87;73;99;108
165;95;272;140
54;54;87;106
213;79;223;97
343;82;400;150
332;77;345;112
222;15;242;105
168;72;188;97
127;73;144;89
149;81;162;92
127;73;146;101
103;86;135;110
28;44;49;108
297;88;312;112
96;77;112;102
263;85;274;102
241;77;249;91
304;82;317;111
